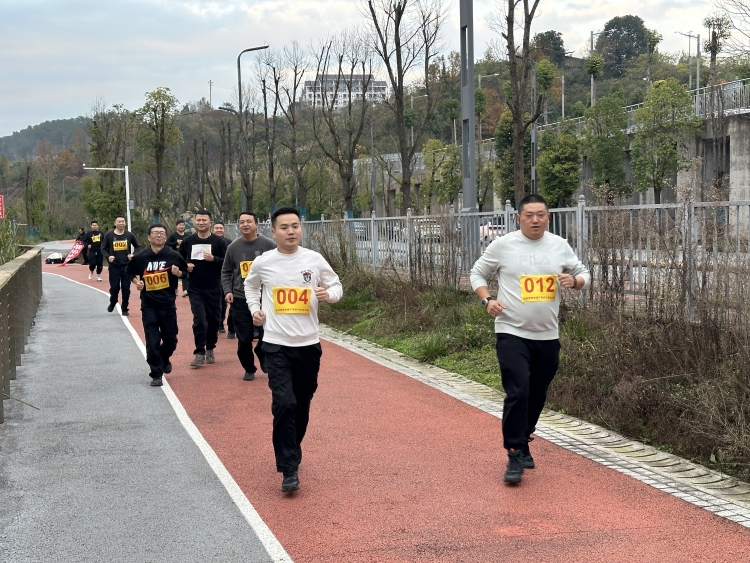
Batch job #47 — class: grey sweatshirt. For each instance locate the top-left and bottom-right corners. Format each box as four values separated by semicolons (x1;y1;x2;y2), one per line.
221;235;277;298
470;230;590;340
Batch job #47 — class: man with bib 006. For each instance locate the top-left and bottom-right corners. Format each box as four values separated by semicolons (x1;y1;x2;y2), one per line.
470;194;589;485
221;212;276;381
245;207;342;493
128;224;188;387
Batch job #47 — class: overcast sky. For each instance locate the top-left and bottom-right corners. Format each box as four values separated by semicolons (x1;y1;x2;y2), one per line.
1;0;712;138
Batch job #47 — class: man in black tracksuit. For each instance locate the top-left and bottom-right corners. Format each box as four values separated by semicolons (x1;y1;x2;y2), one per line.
128;223;188;386
101;215;140;316
166;219;189;296
213;221;236;336
84;221;104;280
180;210;227;368
76;227;88;264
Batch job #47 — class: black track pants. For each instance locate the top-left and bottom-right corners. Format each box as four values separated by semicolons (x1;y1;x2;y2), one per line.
142;307;178;379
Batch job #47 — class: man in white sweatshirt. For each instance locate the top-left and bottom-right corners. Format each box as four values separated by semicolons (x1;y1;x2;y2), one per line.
245;206;343;493
470;194;590;485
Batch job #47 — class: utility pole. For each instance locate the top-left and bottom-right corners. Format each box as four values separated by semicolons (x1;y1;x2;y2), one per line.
209;80;213;107
370;118;376;215
676;31;695;88
460;0;476;213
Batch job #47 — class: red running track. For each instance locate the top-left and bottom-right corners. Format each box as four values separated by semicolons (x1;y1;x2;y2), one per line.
48;262;750;562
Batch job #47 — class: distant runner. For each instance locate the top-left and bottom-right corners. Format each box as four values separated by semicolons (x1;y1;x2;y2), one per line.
470;194;590;485
213;221;235;336
180;210;227;369
76;227;88;265
221;212;276;381
128;224;187;386
245;206;343;493
101;215;140;316
84;220;104;281
166;219;189;297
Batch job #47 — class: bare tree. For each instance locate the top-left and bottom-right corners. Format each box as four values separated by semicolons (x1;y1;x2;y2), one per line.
256;54;282;212
311;31;373;215
490;0;545;206
363;0;447;214
714;0;750;54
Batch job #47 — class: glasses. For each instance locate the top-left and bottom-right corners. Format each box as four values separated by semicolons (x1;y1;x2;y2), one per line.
150;232;167;237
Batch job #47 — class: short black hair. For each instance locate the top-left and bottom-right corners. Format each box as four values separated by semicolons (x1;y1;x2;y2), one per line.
239;211;258;223
271;207;300;228
213;220;225;228
194;210;212;219
148;223;168;235
114;214;125;221
518;194;549;213
175;219;185;226
91;220;98;225
79;227;85;231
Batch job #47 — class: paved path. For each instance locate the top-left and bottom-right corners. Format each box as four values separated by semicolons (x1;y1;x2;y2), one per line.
2;262;750;562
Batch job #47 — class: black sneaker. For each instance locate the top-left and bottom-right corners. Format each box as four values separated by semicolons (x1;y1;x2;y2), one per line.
227;332;236;339
504;449;524;484
107;303;115;313
281;471;299;492
243;371;255;381
121;310;129;317
164;362;172;374
218;326;226;334
519;450;535;469
150;377;163;387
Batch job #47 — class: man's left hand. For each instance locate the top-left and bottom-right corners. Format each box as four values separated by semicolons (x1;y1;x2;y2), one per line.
558;273;578;289
315;287;329;302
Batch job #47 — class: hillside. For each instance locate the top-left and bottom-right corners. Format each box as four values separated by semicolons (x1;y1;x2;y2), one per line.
0;118;87;161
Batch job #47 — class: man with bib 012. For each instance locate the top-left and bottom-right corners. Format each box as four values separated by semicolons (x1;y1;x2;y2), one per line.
221;212;276;381
470;194;589;485
128;224;188;387
245;207;342;493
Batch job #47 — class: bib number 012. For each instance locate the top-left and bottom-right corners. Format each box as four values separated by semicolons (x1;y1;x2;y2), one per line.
520;275;557;302
272;287;311;314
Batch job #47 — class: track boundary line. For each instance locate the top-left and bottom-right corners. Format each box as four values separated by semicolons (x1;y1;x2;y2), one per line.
44;272;293;562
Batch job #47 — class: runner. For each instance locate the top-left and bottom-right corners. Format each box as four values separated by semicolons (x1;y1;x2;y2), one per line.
76;227;88;265
180;210;227;369
101;215;141;316
212;221;235;335
221;212;276;381
245;206;343;492
128;224;188;386
84;220;104;281
166;219;189;297
469;194;590;485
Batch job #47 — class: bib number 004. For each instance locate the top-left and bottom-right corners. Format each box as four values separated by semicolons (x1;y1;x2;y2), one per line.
520;275;557;302
272;287;311;314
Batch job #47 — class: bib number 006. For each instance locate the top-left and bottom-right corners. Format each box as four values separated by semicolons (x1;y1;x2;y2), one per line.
272;287;311;314
144;271;169;291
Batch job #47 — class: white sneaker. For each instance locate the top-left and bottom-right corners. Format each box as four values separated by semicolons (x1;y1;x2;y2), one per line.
97;276;102;282
88;272;92;280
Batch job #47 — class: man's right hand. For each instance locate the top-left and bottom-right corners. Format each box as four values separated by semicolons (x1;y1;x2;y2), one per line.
225;293;234;304
252;310;265;326
187;263;195;273
108;256;115;263
486;300;506;317
134;277;145;292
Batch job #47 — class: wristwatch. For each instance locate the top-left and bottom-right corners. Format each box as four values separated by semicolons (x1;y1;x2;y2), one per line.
481;297;492;308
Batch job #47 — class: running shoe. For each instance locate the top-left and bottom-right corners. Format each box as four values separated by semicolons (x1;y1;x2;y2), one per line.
518;450;535;469
190;354;205;368
218;326;226;334
97;276;102;282
150;377;163;387
88;272;93;280
164;362;172;374
243;371;255;381
182;290;188;297
205;349;216;364
227;332;236;339
121;310;129;317
281;471;299;492
504;449;524;484
107;303;115;313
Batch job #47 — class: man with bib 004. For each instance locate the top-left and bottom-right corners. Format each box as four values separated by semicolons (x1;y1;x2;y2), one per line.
245;207;342;493
470;194;589;485
128;224;188;387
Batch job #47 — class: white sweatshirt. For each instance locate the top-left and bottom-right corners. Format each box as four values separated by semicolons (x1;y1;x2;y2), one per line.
244;247;343;347
470;230;590;340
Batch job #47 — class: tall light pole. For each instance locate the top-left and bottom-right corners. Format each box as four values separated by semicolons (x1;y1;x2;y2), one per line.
410;94;428;147
370;117;377;215
83;165;131;232
236;45;269;211
477;73;499;142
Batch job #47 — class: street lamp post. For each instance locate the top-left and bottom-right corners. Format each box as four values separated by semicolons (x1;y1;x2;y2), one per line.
410;94;428;147
235;45;269;211
83;165;132;232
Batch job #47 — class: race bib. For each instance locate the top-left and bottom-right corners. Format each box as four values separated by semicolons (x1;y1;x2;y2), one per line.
91;235;101;243
520;275;557;303
272;287;311;314
143;270;170;291
239;260;253;279
113;240;128;251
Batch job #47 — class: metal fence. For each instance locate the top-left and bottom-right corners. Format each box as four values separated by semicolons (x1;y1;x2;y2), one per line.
0;247;42;423
290;197;750;322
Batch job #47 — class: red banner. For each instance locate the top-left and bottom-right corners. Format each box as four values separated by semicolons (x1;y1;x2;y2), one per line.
60;241;85;266
0;194;4;219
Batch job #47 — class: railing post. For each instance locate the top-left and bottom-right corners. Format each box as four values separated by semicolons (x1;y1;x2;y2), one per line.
577;194;586;259
406;207;413;280
504;199;513;234
371;210;378;272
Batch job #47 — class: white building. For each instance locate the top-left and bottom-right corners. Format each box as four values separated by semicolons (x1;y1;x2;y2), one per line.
303;74;389;109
